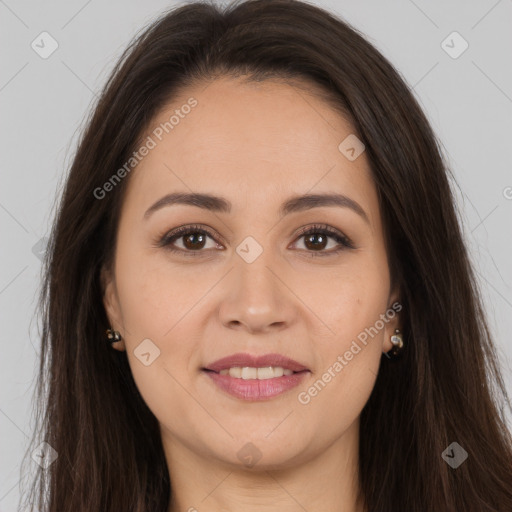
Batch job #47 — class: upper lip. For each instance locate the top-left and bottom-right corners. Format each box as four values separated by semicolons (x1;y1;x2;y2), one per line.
203;353;310;373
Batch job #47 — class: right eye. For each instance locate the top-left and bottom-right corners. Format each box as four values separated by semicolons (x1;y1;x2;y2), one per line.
158;224;223;256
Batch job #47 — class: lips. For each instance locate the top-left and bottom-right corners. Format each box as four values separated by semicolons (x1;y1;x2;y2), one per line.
203;352;309;373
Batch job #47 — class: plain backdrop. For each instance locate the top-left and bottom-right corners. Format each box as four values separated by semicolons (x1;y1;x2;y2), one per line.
1;0;511;510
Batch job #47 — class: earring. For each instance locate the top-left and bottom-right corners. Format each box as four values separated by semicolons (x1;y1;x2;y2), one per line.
387;328;404;357
106;328;122;345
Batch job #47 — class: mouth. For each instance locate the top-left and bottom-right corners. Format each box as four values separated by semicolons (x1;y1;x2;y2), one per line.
202;352;310;374
202;367;309;379
201;367;310;401
201;352;311;400
201;353;311;401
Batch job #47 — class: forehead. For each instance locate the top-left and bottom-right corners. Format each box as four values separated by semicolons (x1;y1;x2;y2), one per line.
123;76;377;220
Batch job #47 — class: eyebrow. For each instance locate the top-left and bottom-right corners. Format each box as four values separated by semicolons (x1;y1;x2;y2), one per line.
143;192;369;224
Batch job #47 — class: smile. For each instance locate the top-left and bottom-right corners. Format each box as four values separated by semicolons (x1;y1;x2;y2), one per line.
202;368;310;400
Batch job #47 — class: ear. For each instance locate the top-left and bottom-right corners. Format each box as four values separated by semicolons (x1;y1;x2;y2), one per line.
100;265;126;352
382;286;402;354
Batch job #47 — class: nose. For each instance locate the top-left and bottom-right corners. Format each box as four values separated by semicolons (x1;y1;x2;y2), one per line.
218;249;298;334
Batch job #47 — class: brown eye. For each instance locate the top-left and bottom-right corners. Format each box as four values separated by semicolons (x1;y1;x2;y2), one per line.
181;232;207;250
158;223;354;258
159;225;221;256
293;224;354;256
303;232;329;251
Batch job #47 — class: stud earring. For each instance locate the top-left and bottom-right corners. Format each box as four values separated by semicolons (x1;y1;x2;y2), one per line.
388;328;404;357
106;328;122;345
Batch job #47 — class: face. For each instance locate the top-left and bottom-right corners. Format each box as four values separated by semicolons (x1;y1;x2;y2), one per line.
102;76;400;469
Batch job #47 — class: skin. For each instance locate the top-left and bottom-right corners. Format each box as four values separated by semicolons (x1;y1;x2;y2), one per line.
102;76;400;512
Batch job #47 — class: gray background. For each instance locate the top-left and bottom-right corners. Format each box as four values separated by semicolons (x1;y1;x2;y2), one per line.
1;0;511;510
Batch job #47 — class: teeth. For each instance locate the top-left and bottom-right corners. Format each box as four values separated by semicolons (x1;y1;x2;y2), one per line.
217;366;295;379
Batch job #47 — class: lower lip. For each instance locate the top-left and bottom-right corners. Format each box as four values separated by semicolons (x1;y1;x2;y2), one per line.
203;370;309;400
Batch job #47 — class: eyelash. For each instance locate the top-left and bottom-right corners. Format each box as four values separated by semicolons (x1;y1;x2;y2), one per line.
156;223;355;258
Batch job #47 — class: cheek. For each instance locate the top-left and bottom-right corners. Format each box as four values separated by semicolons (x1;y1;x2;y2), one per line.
308;254;390;342
293;352;378;452
294;264;389;439
114;243;189;337
112;242;212;404
303;254;389;411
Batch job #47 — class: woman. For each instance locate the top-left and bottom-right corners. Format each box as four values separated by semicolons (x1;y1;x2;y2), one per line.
22;0;512;510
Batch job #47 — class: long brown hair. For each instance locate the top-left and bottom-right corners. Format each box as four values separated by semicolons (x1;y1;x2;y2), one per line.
21;0;512;510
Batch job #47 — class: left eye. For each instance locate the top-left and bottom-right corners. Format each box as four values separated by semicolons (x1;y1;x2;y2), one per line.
158;224;354;256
